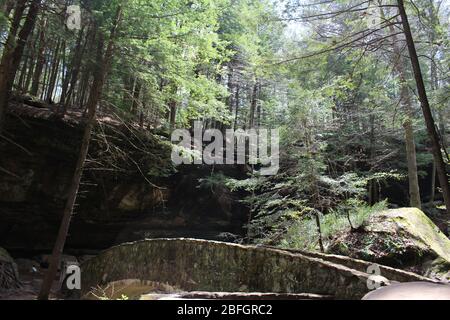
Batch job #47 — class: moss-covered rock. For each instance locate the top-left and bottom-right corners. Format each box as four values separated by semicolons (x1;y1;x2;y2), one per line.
329;208;450;281
0;247;20;290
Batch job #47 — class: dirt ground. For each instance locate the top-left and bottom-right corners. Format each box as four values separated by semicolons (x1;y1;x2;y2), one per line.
0;263;60;300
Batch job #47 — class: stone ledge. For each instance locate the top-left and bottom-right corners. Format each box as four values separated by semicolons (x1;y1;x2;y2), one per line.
80;238;431;299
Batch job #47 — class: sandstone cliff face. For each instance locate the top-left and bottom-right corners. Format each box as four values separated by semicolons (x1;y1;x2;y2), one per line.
0;104;247;253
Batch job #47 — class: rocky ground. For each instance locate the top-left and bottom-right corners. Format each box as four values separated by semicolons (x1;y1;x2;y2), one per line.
0;259;54;300
0;253;95;300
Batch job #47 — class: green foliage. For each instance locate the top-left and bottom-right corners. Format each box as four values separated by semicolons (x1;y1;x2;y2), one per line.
0;11;7;30
366;171;405;182
280;200;388;251
225;176;260;192
236;163;372;244
198;172;229;190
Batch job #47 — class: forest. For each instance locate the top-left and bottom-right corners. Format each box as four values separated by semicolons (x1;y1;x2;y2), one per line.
0;0;449;301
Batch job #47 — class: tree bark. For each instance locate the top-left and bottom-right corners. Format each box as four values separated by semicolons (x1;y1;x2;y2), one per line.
4;0;26;39
39;48;50;100
248;81;258;129
38;5;123;300
428;3;439;203
256;82;262;128
122;73;134;109
168;84;178;128
430;159;436;202
368;114;376;205
61;26;85;106
169;99;177;128
226;66;234;130
314;211;324;253
397;0;450;213
0;0;40;132
23;32;37;93
17;48;30;91
131;78;142;115
30;18;47;96
78;70;90;108
379;7;421;208
45;39;62;102
78;29;98;109
403;117;421;208
234;85;239;130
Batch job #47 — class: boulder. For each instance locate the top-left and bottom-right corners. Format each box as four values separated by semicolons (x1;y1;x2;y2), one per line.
329;208;450;281
362;282;450;300
0;247;20;290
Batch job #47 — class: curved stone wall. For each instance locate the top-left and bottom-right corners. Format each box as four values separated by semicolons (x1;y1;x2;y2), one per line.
81;238;429;299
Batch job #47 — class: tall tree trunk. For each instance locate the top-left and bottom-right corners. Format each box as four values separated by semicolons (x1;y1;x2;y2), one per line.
18;28;38;93
403;116;421;208
256;82;262;128
314;210;324;253
61;26;85;106
397;0;450;213
248;81;258;129
4;0;26;39
168;84;178;129
368;114;377;205
131;78;141;115
139;109;145;128
0;0;40;132
234;85;239;130
38;5;123;300
40;49;50;100
226;67;233;113
78;70;90;108
30;18;47;96
225;66;234;131
122;73;134;109
23;33;37;94
77;29;98;109
0;1;15;44
38;38;104;300
169;100;177;129
430;160;436;202
45;39;62;102
57;40;66;104
381;8;421;208
17;49;29;91
429;3;439;203
0;0;28;116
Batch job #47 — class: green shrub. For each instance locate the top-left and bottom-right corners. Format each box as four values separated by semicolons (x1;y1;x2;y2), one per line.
279;200;388;251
